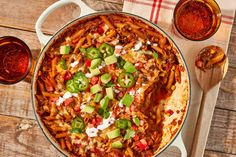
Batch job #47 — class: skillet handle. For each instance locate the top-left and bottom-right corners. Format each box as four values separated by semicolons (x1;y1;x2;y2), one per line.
35;0;95;46
170;132;187;157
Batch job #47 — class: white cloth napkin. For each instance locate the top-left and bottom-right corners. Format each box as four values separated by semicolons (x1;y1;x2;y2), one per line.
123;0;235;154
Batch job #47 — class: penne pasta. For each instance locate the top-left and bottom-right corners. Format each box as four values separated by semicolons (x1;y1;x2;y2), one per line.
151;45;164;54
65;139;72;151
103;29;116;42
71;29;85;40
127;21;141;29
100;15;115;29
166;68;175;89
73;37;86;53
124;40;136;50
42;91;59;98
146;30;162;39
55;132;68;138
60;138;66;149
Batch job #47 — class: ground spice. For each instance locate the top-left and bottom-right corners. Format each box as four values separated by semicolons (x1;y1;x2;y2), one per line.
0;37;31;83
175;1;213;40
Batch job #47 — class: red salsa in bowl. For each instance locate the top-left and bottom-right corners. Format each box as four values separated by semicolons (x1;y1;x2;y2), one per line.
0;36;32;84
174;0;221;41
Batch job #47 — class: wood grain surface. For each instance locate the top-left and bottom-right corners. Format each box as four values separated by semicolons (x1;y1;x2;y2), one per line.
0;0;235;157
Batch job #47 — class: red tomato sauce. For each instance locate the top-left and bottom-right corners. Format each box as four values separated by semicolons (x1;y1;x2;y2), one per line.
175;1;213;40
0;38;31;84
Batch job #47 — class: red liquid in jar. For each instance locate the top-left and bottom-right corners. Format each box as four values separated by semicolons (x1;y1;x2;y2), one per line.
0;37;31;84
175;1;216;40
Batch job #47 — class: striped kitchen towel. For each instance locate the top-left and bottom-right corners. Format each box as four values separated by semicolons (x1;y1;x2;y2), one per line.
123;0;235;155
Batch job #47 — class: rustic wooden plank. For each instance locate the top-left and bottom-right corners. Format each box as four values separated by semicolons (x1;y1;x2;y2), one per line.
0;115;63;157
0;82;34;119
227;16;236;68
215;67;236;111
215;13;236;111
206;109;236;154
205;150;236;157
228;38;236;68
0;0;122;35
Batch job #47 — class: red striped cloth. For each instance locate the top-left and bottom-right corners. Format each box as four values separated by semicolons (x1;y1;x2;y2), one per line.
123;0;235;154
124;0;234;25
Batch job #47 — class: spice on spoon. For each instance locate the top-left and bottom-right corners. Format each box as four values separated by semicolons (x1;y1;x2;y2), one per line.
195;45;226;71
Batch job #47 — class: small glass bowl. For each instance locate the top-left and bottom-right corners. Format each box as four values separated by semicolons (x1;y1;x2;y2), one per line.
173;0;221;41
0;36;32;84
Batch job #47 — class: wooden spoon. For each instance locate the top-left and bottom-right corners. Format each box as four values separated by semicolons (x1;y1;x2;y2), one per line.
191;46;228;157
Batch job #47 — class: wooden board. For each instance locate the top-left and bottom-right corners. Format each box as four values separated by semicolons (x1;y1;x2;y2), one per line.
0;0;235;157
0;115;63;157
0;0;122;34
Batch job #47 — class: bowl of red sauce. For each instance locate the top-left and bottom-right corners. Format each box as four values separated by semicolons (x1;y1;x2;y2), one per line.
0;36;32;84
173;0;221;41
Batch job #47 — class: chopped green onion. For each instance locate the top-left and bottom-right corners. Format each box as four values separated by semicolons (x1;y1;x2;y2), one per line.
70;128;83;134
153;52;158;59
121;94;134;107
90;84;102;94
101;73;112;84
82;105;95;113
104;55;117;65
79;48;86;54
123;62;137;73
132;117;140;126
58;59;67;70
98;108;110;119
106;87;114;99
90;68;100;76
124;129;135;140
60;45;70;54
107;129;120;139
111;140;123;148
94;93;103;103
90;58;102;69
116;56;126;69
100;96;109;109
105;82;114;87
115;119;131;129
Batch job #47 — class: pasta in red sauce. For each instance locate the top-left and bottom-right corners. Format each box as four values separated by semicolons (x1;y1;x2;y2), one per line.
35;14;182;157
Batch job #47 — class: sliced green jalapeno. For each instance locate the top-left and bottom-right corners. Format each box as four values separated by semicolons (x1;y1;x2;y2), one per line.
66;79;79;93
99;43;114;58
118;72;135;88
86;47;101;59
73;72;89;91
66;72;89;92
70;117;85;133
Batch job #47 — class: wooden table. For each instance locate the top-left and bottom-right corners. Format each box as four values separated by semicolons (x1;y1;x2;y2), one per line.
0;0;235;156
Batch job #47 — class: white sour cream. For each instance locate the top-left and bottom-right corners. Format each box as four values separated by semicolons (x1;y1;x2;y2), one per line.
86;127;99;137
97;112;115;130
70;61;79;68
